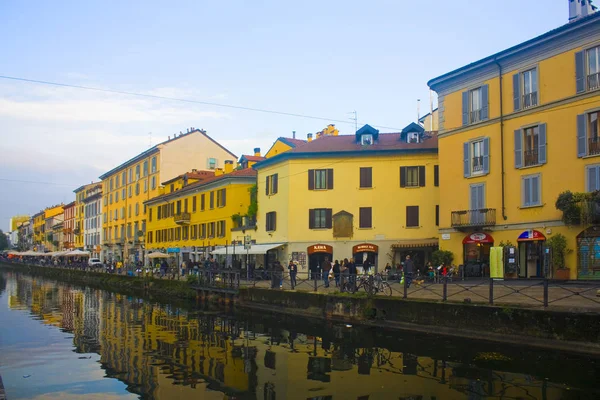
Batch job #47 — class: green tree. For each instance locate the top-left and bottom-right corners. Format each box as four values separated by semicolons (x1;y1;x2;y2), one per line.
0;230;8;250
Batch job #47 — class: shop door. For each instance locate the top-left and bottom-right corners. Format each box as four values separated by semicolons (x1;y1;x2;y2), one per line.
469;184;485;225
309;253;332;278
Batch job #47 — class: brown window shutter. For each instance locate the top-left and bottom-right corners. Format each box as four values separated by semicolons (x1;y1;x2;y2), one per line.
434;165;439;187
366;168;372;188
265;176;270;195
400;167;406;187
309;209;315;229
360;167;372;188
272;212;276;231
222;189;226;206
419;166;426;187
406;206;420;227
360;207;372;228
308;169;315;190
201;194;205;210
435;205;439;226
273;174;278;194
327;169;334;189
325;208;333;229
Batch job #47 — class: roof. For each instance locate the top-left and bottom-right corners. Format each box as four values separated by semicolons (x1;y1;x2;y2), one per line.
161;170;215;185
63;201;76;209
401;122;424;134
98;129;238;180
427;11;600;90
418;108;438;123
240;155;266;163
146;168;257;204
74;182;100;194
254;132;438;169
279;137;307;148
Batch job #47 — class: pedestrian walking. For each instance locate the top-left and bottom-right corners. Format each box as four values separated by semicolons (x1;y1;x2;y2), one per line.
341;259;350;291
321;257;331;288
404;255;414;288
333;260;340;287
288;260;297;288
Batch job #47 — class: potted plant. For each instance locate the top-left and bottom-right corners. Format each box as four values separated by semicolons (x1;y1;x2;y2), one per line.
546;233;573;280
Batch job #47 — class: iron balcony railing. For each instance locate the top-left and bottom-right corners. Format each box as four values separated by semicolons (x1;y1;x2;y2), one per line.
451;208;496;228
589;137;600;156
522;91;538;108
174;212;191;225
524;149;539;167
470;109;482;124
472;156;484;173
588;72;600;91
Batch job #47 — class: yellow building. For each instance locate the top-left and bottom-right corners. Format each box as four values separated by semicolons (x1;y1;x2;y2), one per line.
145;164;257;263
42;204;64;251
74;182;98;249
428;9;600;279
265;136;307;158
252;123;440;272
32;211;45;248
99;128;237;263
9;215;30;232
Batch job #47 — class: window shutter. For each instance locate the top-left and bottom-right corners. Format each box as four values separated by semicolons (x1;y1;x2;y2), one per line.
482;137;490;174
400;167;406;187
406;206;419;227
463;142;471;178
577;114;587;158
531;175;540;205
266;214;270;231
308;169;315;190
222;189;226;206
434;165;439;187
538;123;547;164
575;51;585;93
265;176;270;195
273;174;278;194
272;212;276;231
523;177;531;206
327;169;334;189
325;208;333;229
588;166;599;192
309;209;315;229
481;84;489;120
514;129;523;168
513;73;521;111
462;91;469;126
470;185;478;210
435;205;439;226
418;166;426;187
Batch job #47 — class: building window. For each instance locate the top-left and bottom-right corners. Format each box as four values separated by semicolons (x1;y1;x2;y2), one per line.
157;206;162;220
143;160;148;177
109;178;114;191
522;68;538;108
217;221;226;237
151;176;156;190
122;188;125;199
359;167;372;188
434;165;439;187
144;180;147;193
472;140;485;173
586;164;600;192
184;198;188;213
361;134;373;145
208;158;217;169
129;168;133;183
462;85;488;125
176;200;181;215
128;186;132;198
266;174;278;195
151;156;157;173
201;194;205;211
209;191;215;209
435;205;439;227
407;132;419;143
135;203;139;216
266;211;277;232
579;111;600;157
359;207;372;229
116;175;120;188
109;193;113;204
400;166;425;187
200;223;206;239
149;207;153;222
308;169;333;190
217;189;226;207
406;206;419;227
522;174;542;207
182;226;189;240
587;46;600;91
309;208;332;229
122;171;126;186
135;165;140;180
208;222;215;238
128;205;132;218
175;227;181;240
191;225;197;239
515;124;547;168
192;196;197;212
135;183;140;195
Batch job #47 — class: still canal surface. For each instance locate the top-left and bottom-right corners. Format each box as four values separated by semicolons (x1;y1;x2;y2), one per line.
0;272;599;400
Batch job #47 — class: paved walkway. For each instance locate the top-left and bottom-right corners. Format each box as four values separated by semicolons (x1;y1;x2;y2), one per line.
244;277;600;311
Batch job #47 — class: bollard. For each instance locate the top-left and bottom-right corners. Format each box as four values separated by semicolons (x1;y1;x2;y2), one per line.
442;276;447;301
489;278;494;305
403;273;408;299
543;278;549;307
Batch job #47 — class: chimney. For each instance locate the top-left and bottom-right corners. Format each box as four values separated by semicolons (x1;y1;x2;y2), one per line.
292;130;296;139
224;160;234;174
307;133;313;142
254;147;261;157
570;0;596;22
214;168;224;177
168;135;170;140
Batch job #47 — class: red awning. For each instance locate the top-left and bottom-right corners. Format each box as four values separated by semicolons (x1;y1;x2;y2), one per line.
463;232;494;244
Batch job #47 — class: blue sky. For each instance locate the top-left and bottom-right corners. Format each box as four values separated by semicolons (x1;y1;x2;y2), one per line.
0;0;570;230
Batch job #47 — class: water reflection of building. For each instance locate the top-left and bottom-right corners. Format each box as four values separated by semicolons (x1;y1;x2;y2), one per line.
4;274;584;400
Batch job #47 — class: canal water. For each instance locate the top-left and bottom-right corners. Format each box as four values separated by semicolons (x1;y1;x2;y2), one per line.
0;272;599;400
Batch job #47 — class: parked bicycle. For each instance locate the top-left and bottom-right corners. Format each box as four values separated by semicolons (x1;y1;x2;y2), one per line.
343;274;391;296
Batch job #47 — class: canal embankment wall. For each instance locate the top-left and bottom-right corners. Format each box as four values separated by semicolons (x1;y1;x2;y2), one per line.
238;287;600;355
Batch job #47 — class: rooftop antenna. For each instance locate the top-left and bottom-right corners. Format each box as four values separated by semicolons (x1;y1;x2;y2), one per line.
417;99;421;122
348;110;358;133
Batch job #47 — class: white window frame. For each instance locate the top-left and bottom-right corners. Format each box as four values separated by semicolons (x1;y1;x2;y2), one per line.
521;173;542;208
469;87;483;123
471;139;485;175
314;169;327;190
521;68;538;108
406;132;419;143
405;166;419;187
587;45;600;91
361;134;373;145
586;164;600;192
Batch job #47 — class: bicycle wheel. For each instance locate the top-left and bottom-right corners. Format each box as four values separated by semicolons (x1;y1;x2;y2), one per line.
378;281;392;296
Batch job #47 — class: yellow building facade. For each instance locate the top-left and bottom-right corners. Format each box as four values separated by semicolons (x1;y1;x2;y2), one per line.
252;124;440;272
9;215;30;232
43;204;64;251
265;136;307;158
74;182;97;249
32;211;45;248
428;12;600;279
145;166;257;263
100;129;237;263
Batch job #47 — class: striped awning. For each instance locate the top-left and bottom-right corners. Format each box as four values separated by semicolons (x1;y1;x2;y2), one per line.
391;239;439;249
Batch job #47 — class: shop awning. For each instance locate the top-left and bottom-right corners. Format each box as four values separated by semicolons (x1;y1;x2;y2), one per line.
391;239;439;249
211;243;285;255
517;230;546;241
463;232;494;244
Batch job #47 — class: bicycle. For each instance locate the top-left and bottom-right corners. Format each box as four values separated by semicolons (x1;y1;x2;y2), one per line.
355;274;392;296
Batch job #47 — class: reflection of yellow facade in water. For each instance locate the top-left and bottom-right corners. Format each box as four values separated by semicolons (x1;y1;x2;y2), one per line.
6;275;575;400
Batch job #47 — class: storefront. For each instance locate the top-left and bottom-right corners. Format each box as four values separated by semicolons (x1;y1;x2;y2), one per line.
517;230;546;278
307;244;333;277
352;243;379;273
462;232;494;277
577;226;600;279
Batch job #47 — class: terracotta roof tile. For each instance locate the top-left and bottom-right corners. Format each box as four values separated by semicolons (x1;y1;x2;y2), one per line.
280;137;307;147
286;132;438;153
241;155;267;162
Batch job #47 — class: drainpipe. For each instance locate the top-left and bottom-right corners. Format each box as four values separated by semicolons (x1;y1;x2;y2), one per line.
494;58;507;221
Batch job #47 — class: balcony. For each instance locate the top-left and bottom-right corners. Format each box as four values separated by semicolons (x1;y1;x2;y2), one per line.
174;212;191;225
588;72;600;91
469;109;482;124
472;156;484;173
522;92;538;108
451;208;496;229
231;216;257;233
589;137;600;156
524;149;539;167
